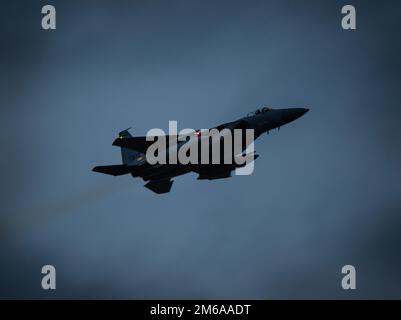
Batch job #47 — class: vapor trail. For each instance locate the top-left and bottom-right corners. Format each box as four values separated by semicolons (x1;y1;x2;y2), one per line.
2;178;132;240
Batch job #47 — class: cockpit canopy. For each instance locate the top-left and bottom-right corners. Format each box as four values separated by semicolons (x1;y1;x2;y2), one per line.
247;107;273;117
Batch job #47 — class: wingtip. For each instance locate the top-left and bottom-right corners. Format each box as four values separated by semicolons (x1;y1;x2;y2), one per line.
112;138;122;146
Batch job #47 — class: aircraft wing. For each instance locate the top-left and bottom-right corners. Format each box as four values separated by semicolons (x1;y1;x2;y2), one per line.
192;165;234;180
112;136;177;153
113;119;249;153
144;179;174;194
214;119;249;131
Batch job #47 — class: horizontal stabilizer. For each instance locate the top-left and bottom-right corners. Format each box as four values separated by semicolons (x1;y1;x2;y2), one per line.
144;179;173;194
92;165;131;176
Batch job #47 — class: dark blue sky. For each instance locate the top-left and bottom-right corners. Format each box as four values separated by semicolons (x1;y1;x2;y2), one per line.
1;0;401;298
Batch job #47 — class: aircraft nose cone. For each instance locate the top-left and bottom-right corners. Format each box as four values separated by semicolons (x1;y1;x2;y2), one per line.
294;108;309;118
282;108;309;124
299;108;309;116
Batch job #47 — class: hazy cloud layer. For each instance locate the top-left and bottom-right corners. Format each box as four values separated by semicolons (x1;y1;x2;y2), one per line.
1;0;401;299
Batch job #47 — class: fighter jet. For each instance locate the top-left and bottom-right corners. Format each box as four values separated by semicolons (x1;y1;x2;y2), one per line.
92;107;309;194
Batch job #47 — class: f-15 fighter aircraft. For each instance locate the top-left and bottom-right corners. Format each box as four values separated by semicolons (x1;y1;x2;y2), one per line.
93;107;308;194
